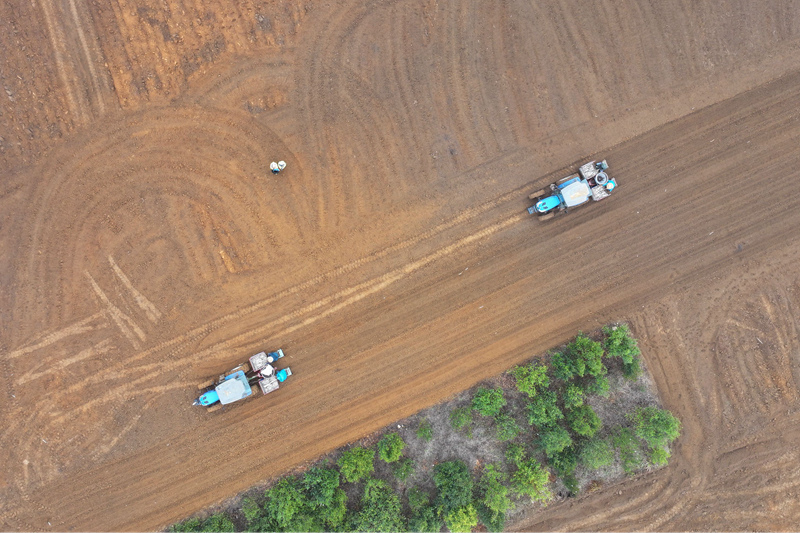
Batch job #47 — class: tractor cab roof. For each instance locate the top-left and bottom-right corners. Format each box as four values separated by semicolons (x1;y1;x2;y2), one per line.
561;179;592;207
216;370;253;404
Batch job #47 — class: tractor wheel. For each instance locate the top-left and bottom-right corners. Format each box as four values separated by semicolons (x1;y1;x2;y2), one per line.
528;189;547;200
538;212;556;221
197;379;214;390
206;404;223;413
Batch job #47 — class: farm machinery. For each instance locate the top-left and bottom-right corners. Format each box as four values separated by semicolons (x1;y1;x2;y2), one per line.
193;349;292;412
527;160;617;220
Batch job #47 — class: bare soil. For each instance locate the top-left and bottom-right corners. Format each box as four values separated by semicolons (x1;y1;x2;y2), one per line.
2;1;800;531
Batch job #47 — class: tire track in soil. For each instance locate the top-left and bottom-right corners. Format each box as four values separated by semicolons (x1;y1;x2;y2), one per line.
35;0;89;125
4;62;800;533
35;0;116;125
6;1;800;530
4;171;530;449
1;101;532;500
65;0;113;115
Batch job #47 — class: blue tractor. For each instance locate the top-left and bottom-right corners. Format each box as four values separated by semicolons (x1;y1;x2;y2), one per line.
528;160;617;220
193;349;292;412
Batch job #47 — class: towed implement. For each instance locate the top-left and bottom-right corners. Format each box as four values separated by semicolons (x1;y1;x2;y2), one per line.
528;160;617;220
193;349;292;412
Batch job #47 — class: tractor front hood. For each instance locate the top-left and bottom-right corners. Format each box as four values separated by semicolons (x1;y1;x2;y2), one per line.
536;195;562;213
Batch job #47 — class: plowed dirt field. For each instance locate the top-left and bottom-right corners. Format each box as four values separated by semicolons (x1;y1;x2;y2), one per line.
2;1;800;531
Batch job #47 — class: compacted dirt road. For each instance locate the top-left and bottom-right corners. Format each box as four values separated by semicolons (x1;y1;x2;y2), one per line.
2;1;800;530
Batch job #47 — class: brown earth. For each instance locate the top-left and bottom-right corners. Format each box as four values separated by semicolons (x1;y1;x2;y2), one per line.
2;0;800;531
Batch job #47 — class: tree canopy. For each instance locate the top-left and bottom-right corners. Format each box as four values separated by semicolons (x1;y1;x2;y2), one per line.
566;404;602;438
494;412;521;442
433;460;473;516
472;387;506;417
478;464;514;522
511;361;549;397
444;505;478;533
337;446;375;483
526;390;563;428
510;458;552;502
538;424;573;457
630;406;682;449
377;432;406;463
350;478;404;532
303;467;340;508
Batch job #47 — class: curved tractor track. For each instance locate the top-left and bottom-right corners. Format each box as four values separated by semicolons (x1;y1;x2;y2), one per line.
2;0;800;531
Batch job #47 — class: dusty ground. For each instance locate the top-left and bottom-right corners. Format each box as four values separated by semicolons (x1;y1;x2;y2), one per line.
2;0;800;530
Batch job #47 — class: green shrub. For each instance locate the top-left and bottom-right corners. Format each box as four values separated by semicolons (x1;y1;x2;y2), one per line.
550;351;574;381
478;464;514;523
510;458;552;502
351;478;403;532
444;505;478;533
538;424;572;457
407;487;431;514
622;357;642;380
472;387;506;417
303;467;340;508
263;477;306;530
566;333;606;378
612;427;645;475
476;504;506;533
324;488;348;530
433;460;473;516
416;418;433;441
549;446;578;478
406;490;441;531
551;335;606;381
377;432;405;463
604;324;642;380
650;447;671;466
563;474;580;496
201;513;235;532
586;373;611;397
450;407;473;431
551;447;580;496
494;412;521;442
563;383;585;409
526;390;563;427
392;457;415;482
337;446;375;483
240;497;264;527
408;506;440;533
603;324;640;362
511;361;549;397
579;438;614;469
505;443;526;467
629;406;682;449
566;404;602;438
282;513;320;532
